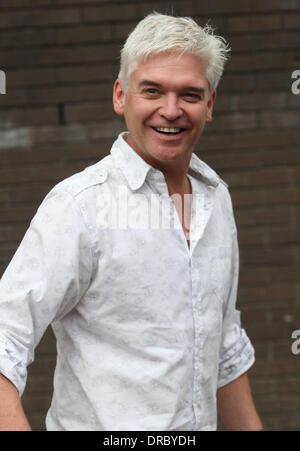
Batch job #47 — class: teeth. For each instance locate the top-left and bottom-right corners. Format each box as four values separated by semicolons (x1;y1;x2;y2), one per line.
154;127;182;134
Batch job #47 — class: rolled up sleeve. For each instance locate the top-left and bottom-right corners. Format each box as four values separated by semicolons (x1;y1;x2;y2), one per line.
0;188;93;396
217;211;255;389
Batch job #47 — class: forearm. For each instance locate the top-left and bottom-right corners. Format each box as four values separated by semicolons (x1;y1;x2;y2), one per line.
0;373;31;431
217;372;263;431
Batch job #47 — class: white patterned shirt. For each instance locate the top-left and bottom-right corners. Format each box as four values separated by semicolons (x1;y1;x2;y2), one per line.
0;132;254;431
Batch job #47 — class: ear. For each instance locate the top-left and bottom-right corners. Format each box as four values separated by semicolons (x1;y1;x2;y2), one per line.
113;79;126;116
205;90;216;123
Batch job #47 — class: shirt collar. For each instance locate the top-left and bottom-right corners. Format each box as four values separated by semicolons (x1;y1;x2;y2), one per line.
188;152;222;189
111;132;222;191
110;132;153;191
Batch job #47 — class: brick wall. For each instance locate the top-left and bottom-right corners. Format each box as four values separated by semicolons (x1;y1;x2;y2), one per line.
0;0;300;431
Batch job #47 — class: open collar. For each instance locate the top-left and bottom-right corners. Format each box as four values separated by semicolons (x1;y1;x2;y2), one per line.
110;132;224;191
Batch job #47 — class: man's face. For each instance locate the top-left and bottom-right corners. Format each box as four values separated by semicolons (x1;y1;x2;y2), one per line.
113;52;216;170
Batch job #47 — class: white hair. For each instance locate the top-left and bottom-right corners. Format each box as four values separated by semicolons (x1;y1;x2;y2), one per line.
118;12;231;94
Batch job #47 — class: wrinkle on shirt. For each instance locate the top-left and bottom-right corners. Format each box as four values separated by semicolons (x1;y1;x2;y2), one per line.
0;132;254;431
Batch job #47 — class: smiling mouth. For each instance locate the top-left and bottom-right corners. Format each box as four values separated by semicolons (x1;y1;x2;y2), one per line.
151;126;185;135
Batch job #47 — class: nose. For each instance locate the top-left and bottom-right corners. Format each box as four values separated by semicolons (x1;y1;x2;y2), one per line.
159;93;183;121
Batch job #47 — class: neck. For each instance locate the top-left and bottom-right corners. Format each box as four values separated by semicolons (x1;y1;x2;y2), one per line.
146;156;192;197
123;133;192;195
164;171;191;197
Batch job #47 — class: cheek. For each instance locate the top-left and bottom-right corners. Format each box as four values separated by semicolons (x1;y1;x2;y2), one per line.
193;108;210;129
124;100;148;123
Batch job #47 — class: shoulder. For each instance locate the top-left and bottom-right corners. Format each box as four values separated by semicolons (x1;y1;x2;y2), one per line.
56;155;111;197
214;176;237;235
44;155;113;204
34;155;114;223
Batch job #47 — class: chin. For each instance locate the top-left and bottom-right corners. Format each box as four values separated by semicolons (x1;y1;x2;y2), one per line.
156;146;187;160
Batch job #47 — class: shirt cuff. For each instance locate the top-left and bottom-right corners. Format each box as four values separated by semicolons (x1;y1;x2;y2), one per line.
0;337;27;397
217;328;255;389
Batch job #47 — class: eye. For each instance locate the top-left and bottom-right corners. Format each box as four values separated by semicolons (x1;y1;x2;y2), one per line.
183;93;202;102
143;88;159;96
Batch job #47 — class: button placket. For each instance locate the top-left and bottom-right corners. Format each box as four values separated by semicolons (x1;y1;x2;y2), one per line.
190;256;204;428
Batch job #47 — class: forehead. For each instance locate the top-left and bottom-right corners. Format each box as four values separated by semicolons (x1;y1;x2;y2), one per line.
131;51;209;89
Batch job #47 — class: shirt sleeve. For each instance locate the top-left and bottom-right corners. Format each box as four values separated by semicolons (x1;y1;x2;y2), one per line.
0;188;93;396
217;190;255;389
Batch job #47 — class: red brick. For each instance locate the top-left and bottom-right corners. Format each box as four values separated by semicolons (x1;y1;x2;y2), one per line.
58;64;117;84
0;0;51;6
255;71;293;91
205;151;262;171
264;188;300;205
0;162;86;185
0;8;80;29
227;14;282;33
239;267;269;285
220;73;255;92
0;83;114;107
0;43;120;69
7;68;58;88
291;167;300;186
269;267;300;283
229;51;288;72
0;224;26;243
82;4;144;23
255;394;300;415
82;1;196;24
65;101;115;123
241;247;295;267
271;306;300;324
230;32;300;53
238;229;266;247
194;0;254;15
0;205;38;223
231;189;265;208
0;245;19;263
236;206;293;228
241;307;269;324
0;28;56;48
2;146;60;165
206;112;257;132
0;106;58;128
254;0;300;12
0;185;51;203
225;168;291;189
295;207;300;223
57;24;112;45
262;149;300;166
283;13;300;29
0;0;299;433
259;110;300;129
229;92;288;111
268;227;300;246
196;0;300;14
250;375;275;394
52;0;105;4
197;130;300;153
239;283;297;304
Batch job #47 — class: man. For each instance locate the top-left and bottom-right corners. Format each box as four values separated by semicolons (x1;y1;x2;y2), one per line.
0;13;262;431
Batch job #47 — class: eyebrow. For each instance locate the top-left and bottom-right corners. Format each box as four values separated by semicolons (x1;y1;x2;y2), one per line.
138;80;205;95
138;80;162;89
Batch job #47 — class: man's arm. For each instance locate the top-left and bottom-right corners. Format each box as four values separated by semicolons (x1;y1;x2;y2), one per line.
217;372;263;431
0;373;31;431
